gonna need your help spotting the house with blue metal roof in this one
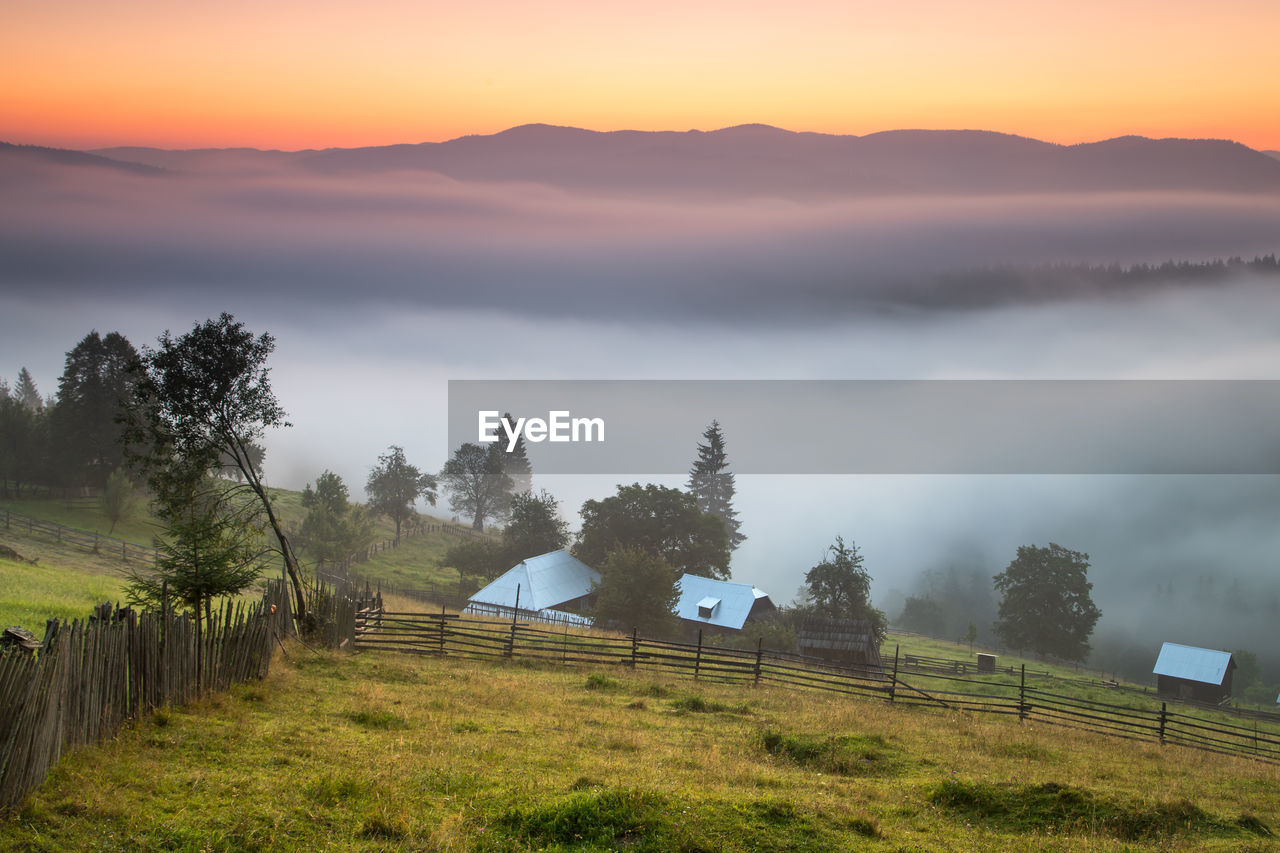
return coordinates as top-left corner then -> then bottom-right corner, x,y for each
1153,642 -> 1236,703
674,574 -> 775,635
464,550 -> 600,626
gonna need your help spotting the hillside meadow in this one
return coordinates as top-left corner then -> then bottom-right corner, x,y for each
2,641 -> 1277,852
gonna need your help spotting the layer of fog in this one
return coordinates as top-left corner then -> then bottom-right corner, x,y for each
3,158 -> 1279,680
3,163 -> 1280,323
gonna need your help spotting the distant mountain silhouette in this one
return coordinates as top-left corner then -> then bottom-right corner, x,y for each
1265,150 -> 1280,162
294,125 -> 1280,196
0,141 -> 164,176
90,146 -> 304,174
12,125 -> 1280,196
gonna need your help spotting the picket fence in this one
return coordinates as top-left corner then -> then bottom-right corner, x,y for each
0,582 -> 291,810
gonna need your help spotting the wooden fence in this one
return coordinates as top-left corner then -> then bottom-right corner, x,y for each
352,610 -> 1280,766
0,583 -> 290,810
1,508 -> 158,564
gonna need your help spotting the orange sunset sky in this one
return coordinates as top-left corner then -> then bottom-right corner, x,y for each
4,0 -> 1279,151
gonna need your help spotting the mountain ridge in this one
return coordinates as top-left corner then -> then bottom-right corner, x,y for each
3,125 -> 1276,196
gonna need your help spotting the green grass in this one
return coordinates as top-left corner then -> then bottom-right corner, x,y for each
2,487 -> 484,603
0,555 -> 128,635
3,648 -> 1278,851
0,495 -> 158,546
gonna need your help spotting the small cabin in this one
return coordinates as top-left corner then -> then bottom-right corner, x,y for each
1152,642 -> 1236,704
796,616 -> 882,669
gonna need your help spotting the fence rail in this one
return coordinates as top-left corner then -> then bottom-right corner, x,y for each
353,609 -> 1280,766
1,508 -> 158,564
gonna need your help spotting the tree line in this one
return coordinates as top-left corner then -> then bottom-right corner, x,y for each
2,317 -> 1106,669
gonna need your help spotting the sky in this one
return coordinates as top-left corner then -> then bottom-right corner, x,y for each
3,0 -> 1280,674
4,0 -> 1280,151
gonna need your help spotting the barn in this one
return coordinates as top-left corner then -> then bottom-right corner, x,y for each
796,616 -> 883,669
464,549 -> 599,625
674,574 -> 775,637
1152,642 -> 1236,704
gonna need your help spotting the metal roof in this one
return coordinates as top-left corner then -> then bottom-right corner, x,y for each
468,549 -> 600,612
1152,642 -> 1235,686
675,574 -> 771,630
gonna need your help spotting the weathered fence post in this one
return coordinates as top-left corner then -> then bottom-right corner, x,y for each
889,645 -> 899,703
694,629 -> 703,681
1019,664 -> 1027,721
630,628 -> 638,668
1158,702 -> 1167,744
754,637 -> 763,686
506,584 -> 520,658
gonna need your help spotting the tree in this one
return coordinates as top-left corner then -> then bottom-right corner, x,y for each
125,468 -> 268,689
489,412 -> 532,496
992,543 -> 1101,662
576,483 -> 730,580
100,467 -> 138,535
51,331 -> 139,490
591,546 -> 680,636
440,442 -> 511,531
366,446 -> 437,539
799,536 -> 887,642
14,368 -> 42,413
504,489 -> 570,559
0,383 -> 24,498
686,420 -> 745,550
218,441 -> 265,483
896,595 -> 946,636
443,538 -> 509,582
300,470 -> 375,563
1,380 -> 50,496
123,313 -> 308,621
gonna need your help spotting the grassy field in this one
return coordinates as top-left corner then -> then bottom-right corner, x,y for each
1,489 -> 482,593
0,495 -> 159,546
0,555 -> 128,634
2,644 -> 1277,852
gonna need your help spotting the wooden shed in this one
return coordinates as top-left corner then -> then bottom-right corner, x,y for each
796,616 -> 882,669
1153,642 -> 1236,704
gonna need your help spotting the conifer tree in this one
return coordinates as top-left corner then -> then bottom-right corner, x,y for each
686,420 -> 745,550
487,411 -> 532,496
14,368 -> 42,413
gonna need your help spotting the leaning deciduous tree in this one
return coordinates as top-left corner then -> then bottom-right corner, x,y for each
124,313 -> 308,621
365,446 -> 437,540
992,542 -> 1101,662
440,442 -> 511,531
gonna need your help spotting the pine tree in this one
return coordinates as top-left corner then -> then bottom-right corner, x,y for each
686,420 -> 745,550
487,411 -> 532,496
14,368 -> 42,413
52,330 -> 139,490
